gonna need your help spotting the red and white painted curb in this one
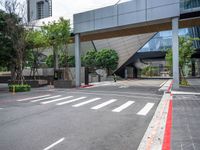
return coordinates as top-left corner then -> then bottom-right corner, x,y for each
138,80 -> 173,150
162,93 -> 173,150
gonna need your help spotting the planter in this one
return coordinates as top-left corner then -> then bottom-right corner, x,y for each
54,80 -> 74,88
8,80 -> 48,88
9,84 -> 31,92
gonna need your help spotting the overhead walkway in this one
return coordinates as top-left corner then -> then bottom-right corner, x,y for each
73,0 -> 200,88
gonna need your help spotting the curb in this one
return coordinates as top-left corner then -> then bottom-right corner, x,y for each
162,94 -> 173,150
138,80 -> 173,150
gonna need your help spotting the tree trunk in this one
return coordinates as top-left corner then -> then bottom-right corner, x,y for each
10,64 -> 16,81
54,48 -> 59,70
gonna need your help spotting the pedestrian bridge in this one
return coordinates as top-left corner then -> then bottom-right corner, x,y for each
73,0 -> 200,40
73,0 -> 200,88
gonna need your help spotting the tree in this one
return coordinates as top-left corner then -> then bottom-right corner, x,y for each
1,0 -> 29,84
42,17 -> 71,70
26,30 -> 47,79
83,51 -> 97,68
0,10 -> 16,71
96,49 -> 119,75
165,36 -> 199,85
83,49 -> 119,75
45,54 -> 75,68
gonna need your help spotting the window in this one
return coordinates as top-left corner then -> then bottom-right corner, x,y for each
37,1 -> 44,19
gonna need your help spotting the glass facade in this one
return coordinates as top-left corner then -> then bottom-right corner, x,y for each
137,27 -> 200,77
180,0 -> 200,13
138,28 -> 199,53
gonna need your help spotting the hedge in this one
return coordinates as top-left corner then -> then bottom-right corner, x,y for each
9,84 -> 31,92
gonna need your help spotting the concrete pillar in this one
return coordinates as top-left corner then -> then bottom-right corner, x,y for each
75,34 -> 81,87
172,17 -> 179,89
125,67 -> 128,79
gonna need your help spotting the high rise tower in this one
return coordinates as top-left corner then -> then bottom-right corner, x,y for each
27,0 -> 52,22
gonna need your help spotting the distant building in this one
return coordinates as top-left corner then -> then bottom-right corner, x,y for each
27,0 -> 52,22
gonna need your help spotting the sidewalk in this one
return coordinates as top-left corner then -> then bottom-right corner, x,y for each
171,79 -> 200,150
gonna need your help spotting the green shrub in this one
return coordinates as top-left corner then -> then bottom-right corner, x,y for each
9,84 -> 31,92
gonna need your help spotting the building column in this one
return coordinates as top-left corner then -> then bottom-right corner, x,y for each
75,34 -> 81,87
172,17 -> 179,89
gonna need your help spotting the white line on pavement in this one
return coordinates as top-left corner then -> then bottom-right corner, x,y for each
17,95 -> 51,102
137,103 -> 155,116
160,80 -> 167,87
72,98 -> 101,107
31,95 -> 61,103
41,96 -> 74,104
91,99 -> 117,110
172,91 -> 200,95
112,101 -> 135,112
56,97 -> 86,106
43,137 -> 65,150
0,108 -> 3,110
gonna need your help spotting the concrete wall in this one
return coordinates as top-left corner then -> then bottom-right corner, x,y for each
74,0 -> 180,33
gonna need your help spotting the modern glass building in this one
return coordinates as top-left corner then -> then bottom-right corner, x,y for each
123,27 -> 200,78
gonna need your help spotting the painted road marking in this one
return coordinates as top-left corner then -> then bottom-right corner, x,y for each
160,80 -> 167,87
0,108 -> 3,110
43,137 -> 65,150
41,96 -> 74,104
137,103 -> 155,116
72,98 -> 101,107
112,101 -> 135,112
17,95 -> 51,102
91,99 -> 117,110
56,97 -> 86,106
172,91 -> 200,95
31,95 -> 61,103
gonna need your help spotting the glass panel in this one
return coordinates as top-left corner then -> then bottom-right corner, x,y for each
180,0 -> 200,13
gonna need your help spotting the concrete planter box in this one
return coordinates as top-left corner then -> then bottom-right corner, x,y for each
54,80 -> 75,88
26,80 -> 48,87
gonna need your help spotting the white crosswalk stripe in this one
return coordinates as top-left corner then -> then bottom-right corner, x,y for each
91,99 -> 117,110
31,95 -> 61,103
41,96 -> 74,104
17,94 -> 156,115
56,97 -> 86,106
17,95 -> 51,102
137,103 -> 155,116
112,101 -> 135,112
72,98 -> 101,107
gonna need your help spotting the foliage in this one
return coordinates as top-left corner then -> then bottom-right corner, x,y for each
45,55 -> 54,68
0,1 -> 30,84
96,49 -> 119,71
9,84 -> 31,92
42,17 -> 70,47
83,49 -> 119,75
165,36 -> 199,85
0,10 -> 16,70
26,30 -> 47,49
83,51 -> 97,68
42,18 -> 71,69
141,66 -> 159,76
45,54 -> 75,68
60,55 -> 75,67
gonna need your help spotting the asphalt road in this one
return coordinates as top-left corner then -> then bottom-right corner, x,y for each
0,81 -> 163,150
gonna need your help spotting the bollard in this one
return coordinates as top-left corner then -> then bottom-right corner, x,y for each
12,85 -> 15,95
